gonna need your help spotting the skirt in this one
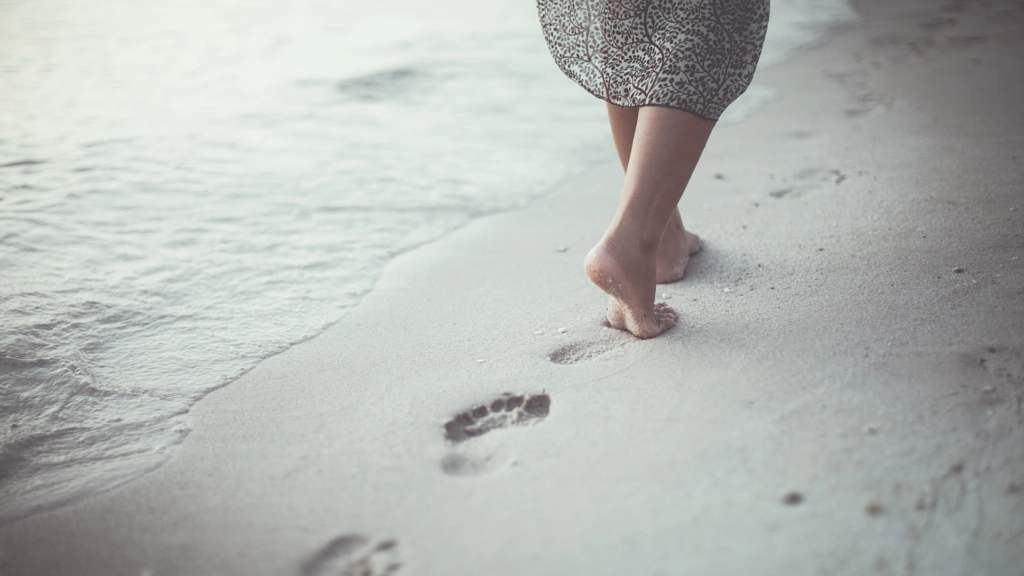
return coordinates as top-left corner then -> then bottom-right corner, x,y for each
537,0 -> 771,121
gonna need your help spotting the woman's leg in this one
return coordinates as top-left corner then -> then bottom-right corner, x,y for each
606,103 -> 702,284
606,102 -> 638,171
586,105 -> 715,338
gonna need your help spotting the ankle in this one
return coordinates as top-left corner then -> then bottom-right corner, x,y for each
602,232 -> 660,259
662,215 -> 684,236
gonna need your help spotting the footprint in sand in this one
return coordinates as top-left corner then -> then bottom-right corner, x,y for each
825,67 -> 895,117
300,534 -> 400,576
978,346 -> 1023,382
974,346 -> 1023,411
548,340 -> 628,365
441,393 -> 550,476
768,167 -> 849,199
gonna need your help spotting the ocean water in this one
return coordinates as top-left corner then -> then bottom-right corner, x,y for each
0,0 -> 855,524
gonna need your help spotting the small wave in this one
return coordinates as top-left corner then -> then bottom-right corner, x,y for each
760,0 -> 859,68
336,67 -> 434,102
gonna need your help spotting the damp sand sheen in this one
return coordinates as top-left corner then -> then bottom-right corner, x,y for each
3,0 -> 1024,575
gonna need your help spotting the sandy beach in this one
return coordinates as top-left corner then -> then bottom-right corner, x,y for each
2,0 -> 1023,574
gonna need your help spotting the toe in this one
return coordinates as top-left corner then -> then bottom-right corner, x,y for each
653,302 -> 676,316
655,312 -> 676,333
655,309 -> 676,324
688,232 -> 702,254
654,305 -> 677,324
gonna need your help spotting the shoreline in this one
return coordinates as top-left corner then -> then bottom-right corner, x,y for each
3,0 -> 1024,574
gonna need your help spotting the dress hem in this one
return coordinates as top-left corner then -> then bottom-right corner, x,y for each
568,78 -> 723,123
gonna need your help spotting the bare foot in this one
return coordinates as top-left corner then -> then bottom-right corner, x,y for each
584,240 -> 677,339
656,211 -> 701,284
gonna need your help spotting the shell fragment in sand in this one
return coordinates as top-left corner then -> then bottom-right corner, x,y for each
558,327 -> 568,333
723,287 -> 732,293
534,330 -> 544,335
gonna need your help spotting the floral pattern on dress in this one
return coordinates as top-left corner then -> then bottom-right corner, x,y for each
537,0 -> 770,121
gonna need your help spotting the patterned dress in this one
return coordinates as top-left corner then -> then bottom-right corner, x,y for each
537,0 -> 770,121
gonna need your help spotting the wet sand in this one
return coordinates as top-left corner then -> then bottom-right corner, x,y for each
2,0 -> 1023,574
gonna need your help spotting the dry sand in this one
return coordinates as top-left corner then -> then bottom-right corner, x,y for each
2,0 -> 1023,574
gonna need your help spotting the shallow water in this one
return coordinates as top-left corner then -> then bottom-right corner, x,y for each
0,0 -> 854,524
